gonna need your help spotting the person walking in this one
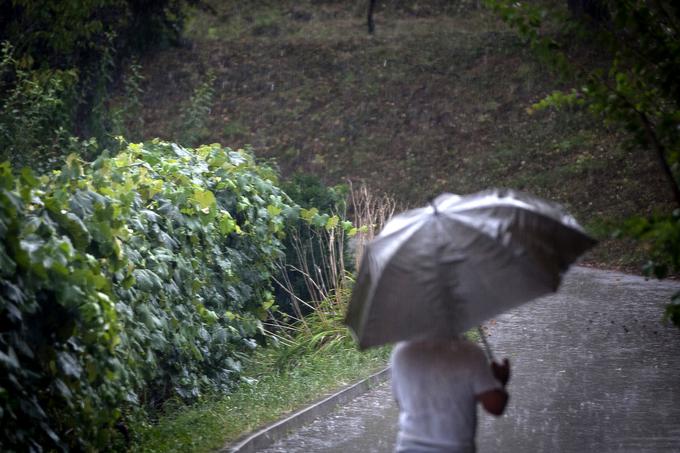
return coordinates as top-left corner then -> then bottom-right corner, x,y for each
390,336 -> 510,453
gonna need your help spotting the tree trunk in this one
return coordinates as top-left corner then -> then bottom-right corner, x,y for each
567,0 -> 609,23
368,0 -> 377,34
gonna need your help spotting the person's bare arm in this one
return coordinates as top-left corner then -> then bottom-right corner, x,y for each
477,388 -> 508,416
477,358 -> 510,416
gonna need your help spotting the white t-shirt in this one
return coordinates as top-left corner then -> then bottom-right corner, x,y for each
390,338 -> 502,453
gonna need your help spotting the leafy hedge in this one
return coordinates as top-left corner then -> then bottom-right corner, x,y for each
0,141 -> 326,451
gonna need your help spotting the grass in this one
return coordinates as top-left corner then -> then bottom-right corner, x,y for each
134,336 -> 390,453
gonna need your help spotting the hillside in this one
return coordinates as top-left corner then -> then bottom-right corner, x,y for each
124,0 -> 674,270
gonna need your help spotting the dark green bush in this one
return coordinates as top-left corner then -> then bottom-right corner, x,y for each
276,174 -> 351,317
0,140 -> 326,450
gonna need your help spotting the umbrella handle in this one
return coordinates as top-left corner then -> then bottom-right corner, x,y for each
477,325 -> 494,362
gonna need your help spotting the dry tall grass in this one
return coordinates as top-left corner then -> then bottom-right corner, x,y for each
265,182 -> 397,354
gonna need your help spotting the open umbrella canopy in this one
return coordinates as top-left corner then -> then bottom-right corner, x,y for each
345,189 -> 597,350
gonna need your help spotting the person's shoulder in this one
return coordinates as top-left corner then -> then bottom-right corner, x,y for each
392,341 -> 411,353
390,341 -> 414,361
394,337 -> 482,358
392,339 -> 444,360
453,338 -> 486,359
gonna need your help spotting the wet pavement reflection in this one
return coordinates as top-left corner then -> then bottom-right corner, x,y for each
257,267 -> 680,452
257,381 -> 398,453
478,267 -> 680,452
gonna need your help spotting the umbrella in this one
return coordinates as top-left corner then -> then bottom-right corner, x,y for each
345,189 -> 597,350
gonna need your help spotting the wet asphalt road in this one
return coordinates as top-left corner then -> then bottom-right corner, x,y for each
257,267 -> 680,453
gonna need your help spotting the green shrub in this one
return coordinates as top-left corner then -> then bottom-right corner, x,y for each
0,42 -> 79,171
179,71 -> 217,146
0,140 -> 326,450
110,59 -> 146,141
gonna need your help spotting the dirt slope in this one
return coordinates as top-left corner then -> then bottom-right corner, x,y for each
130,1 -> 673,269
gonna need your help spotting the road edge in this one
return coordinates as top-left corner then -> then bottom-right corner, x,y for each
221,366 -> 391,453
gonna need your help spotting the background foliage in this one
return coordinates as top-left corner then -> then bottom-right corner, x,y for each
484,0 -> 680,326
0,0 -> 192,170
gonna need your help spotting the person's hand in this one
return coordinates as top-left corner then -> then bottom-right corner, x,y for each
491,358 -> 510,386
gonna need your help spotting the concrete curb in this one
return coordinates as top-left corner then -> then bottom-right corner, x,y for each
221,367 -> 391,453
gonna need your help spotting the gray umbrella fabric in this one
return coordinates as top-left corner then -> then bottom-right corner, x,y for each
345,189 -> 597,350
